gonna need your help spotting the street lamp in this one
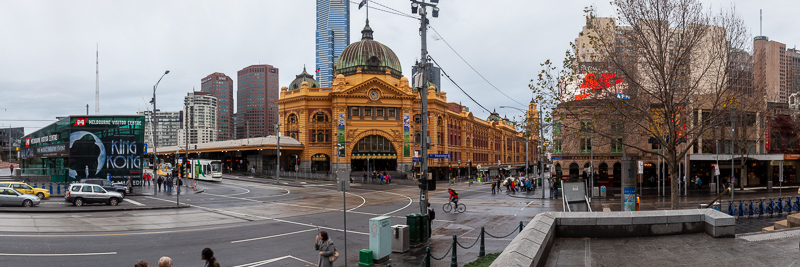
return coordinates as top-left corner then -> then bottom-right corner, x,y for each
151,70 -> 169,195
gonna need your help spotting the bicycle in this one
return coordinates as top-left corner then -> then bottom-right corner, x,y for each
777,198 -> 786,216
765,198 -> 775,217
793,196 -> 800,213
747,200 -> 756,218
443,200 -> 466,213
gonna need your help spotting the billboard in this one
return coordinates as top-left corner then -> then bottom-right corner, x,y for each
68,116 -> 145,185
560,72 -> 627,101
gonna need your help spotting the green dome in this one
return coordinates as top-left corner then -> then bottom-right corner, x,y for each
334,20 -> 402,78
289,66 -> 320,90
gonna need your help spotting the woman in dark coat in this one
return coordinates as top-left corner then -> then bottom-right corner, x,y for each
315,231 -> 336,267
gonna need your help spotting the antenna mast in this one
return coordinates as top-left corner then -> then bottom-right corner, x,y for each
759,9 -> 762,36
95,43 -> 99,115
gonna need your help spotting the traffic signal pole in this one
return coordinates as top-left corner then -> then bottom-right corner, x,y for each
413,0 -> 433,215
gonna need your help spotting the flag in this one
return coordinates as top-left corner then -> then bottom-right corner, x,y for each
315,68 -> 320,73
358,0 -> 367,9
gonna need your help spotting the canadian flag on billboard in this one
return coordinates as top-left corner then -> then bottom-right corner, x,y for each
25,137 -> 31,147
74,118 -> 87,126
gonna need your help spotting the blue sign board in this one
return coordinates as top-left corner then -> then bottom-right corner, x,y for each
413,157 -> 421,162
428,154 -> 451,159
144,143 -> 148,154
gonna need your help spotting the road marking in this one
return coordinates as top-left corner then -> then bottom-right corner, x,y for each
0,252 -> 117,256
381,191 -> 414,216
234,255 -> 315,267
513,201 -> 534,217
0,224 -> 247,238
217,184 -> 251,196
231,228 -> 316,243
125,199 -> 145,206
145,196 -> 369,235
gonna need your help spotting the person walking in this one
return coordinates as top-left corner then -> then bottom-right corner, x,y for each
201,248 -> 220,267
427,202 -> 435,237
386,172 -> 391,184
363,172 -> 367,183
157,176 -> 163,192
315,231 -> 336,267
127,176 -> 133,195
9,164 -> 14,174
491,179 -> 497,195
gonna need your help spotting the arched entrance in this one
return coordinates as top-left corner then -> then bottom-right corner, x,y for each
350,135 -> 398,172
613,162 -> 622,187
569,163 -> 579,180
311,154 -> 330,172
599,163 -> 608,181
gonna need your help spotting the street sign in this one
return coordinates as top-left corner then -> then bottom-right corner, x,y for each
637,161 -> 643,174
714,165 -> 720,176
497,160 -> 501,165
428,154 -> 451,159
458,160 -> 461,164
144,143 -> 147,154
477,164 -> 481,169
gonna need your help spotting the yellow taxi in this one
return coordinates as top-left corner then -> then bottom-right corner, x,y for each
0,182 -> 51,199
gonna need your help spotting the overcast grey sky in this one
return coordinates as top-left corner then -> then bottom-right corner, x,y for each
0,0 -> 796,134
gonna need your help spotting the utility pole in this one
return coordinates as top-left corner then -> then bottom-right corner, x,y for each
715,126 -> 719,194
731,106 -> 735,202
185,106 -> 191,179
151,70 -> 169,195
275,123 -> 281,184
411,0 -> 439,214
539,109 -> 545,198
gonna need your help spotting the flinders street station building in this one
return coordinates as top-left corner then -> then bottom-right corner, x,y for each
278,22 -> 538,180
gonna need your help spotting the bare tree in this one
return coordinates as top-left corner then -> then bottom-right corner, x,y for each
533,0 -> 751,209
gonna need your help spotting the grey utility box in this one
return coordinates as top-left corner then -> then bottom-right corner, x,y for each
392,225 -> 410,253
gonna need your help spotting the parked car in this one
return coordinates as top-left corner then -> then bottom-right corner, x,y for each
0,182 -> 51,199
80,178 -> 128,197
64,183 -> 124,206
0,188 -> 41,207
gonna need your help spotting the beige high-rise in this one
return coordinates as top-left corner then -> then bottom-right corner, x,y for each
754,37 -> 794,103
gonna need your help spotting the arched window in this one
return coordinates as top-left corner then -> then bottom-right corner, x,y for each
569,163 -> 579,180
312,112 -> 329,122
555,163 -> 562,180
599,163 -> 609,181
353,135 -> 396,154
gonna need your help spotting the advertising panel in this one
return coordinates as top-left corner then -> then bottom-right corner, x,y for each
560,72 -> 627,102
67,116 -> 145,185
338,113 -> 345,157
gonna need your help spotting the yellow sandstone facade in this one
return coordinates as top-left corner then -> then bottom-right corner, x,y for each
277,22 -> 536,179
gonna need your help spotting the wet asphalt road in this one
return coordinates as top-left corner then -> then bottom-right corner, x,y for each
0,176 -> 556,266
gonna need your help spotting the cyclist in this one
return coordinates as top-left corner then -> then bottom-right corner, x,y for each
448,188 -> 459,205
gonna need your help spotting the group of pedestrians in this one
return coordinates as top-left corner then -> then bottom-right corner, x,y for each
362,171 -> 391,184
490,176 -> 537,195
152,172 -> 182,195
133,248 -> 219,267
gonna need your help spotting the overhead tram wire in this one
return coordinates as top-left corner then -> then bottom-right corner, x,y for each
348,0 -> 418,20
428,25 -> 527,108
368,0 -> 418,20
428,55 -> 492,114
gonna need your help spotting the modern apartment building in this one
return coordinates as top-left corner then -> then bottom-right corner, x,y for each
754,36 -> 794,103
236,64 -> 279,139
137,110 -> 182,148
316,0 -> 349,88
178,92 -> 217,145
201,72 -> 234,141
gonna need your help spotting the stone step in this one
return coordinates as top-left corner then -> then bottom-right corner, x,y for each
774,220 -> 790,230
788,213 -> 800,227
762,226 -> 775,231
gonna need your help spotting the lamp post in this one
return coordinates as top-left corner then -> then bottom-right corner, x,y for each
731,106 -> 735,202
151,70 -> 169,195
715,126 -> 719,194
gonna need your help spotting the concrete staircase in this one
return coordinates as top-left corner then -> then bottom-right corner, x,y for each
763,213 -> 800,231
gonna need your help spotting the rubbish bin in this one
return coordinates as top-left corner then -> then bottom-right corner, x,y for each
358,249 -> 374,266
593,186 -> 599,198
600,186 -> 607,197
406,214 -> 420,245
392,225 -> 410,253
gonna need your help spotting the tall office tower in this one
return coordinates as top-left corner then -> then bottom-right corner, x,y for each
178,92 -> 218,145
788,48 -> 800,94
316,0 -> 350,88
236,64 -> 279,139
754,36 -> 794,103
201,73 -> 234,141
137,110 -> 183,147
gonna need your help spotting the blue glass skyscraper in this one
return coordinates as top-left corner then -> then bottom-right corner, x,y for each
316,0 -> 350,88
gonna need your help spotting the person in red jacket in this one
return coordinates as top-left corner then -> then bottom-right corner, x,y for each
448,188 -> 459,205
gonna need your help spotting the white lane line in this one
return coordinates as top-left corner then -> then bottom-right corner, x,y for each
514,201 -> 534,217
231,228 -> 316,243
125,199 -> 145,206
380,191 -> 414,216
347,191 -> 367,211
144,196 -> 368,236
234,255 -> 315,267
216,184 -> 251,196
0,252 -> 117,256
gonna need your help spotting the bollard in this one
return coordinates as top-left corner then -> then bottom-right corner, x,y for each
519,221 -> 524,233
63,183 -> 68,193
425,247 -> 431,267
451,235 -> 458,267
479,227 -> 485,257
49,183 -> 53,193
56,183 -> 61,194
